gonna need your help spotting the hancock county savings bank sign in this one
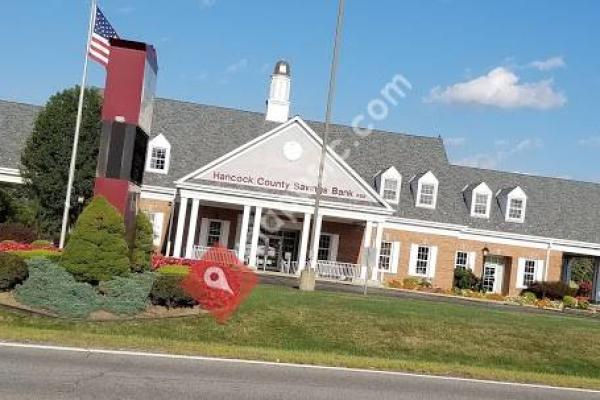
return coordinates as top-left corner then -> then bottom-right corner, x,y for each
209,171 -> 369,201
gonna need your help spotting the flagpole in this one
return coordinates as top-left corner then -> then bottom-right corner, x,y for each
59,0 -> 97,249
306,0 -> 345,273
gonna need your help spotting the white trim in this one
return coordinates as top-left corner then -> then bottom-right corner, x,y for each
329,234 -> 339,262
414,171 -> 438,209
185,198 -> 200,258
390,241 -> 400,274
0,167 -> 23,184
516,258 -> 545,289
377,166 -> 402,205
249,207 -> 262,267
145,134 -> 171,175
470,182 -> 492,219
141,185 -> 176,201
237,205 -> 251,260
173,197 -> 188,258
175,117 -> 392,211
505,187 -> 527,223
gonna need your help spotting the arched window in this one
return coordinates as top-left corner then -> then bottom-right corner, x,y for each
145,134 -> 171,174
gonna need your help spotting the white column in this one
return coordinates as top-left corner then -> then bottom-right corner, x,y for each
184,198 -> 200,259
237,205 -> 251,261
309,213 -> 323,269
372,222 -> 384,280
173,197 -> 189,258
248,206 -> 263,267
297,212 -> 312,273
363,221 -> 374,248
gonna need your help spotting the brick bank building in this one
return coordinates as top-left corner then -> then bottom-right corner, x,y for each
1,61 -> 600,300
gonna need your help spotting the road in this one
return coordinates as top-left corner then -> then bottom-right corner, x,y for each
0,343 -> 597,400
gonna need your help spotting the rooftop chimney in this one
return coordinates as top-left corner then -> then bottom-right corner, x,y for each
265,60 -> 291,123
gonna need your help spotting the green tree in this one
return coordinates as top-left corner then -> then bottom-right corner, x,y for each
20,86 -> 102,238
61,196 -> 130,284
571,257 -> 594,283
131,213 -> 155,272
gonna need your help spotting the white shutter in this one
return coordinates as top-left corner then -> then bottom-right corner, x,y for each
199,218 -> 209,247
329,234 -> 340,261
220,220 -> 231,247
535,260 -> 545,282
516,258 -> 526,289
152,213 -> 164,246
468,252 -> 477,271
408,244 -> 419,275
428,246 -> 438,279
390,242 -> 400,273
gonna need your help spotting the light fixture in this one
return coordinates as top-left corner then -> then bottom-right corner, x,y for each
482,247 -> 490,257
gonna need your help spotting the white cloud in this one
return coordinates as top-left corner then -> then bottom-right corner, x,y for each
225,58 -> 248,74
200,0 -> 217,9
577,136 -> 600,147
444,137 -> 466,147
529,56 -> 566,71
426,67 -> 566,110
454,138 -> 542,169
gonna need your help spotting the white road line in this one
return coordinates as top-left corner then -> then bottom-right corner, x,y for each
0,341 -> 598,394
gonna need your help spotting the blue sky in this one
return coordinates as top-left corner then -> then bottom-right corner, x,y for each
2,0 -> 599,182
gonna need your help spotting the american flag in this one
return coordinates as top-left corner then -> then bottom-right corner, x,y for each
88,6 -> 119,67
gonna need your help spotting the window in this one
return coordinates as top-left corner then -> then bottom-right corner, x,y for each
455,251 -> 468,269
150,147 -> 167,170
419,183 -> 435,206
507,198 -> 525,221
379,241 -> 392,270
145,134 -> 171,174
207,221 -> 222,246
416,246 -> 430,275
383,179 -> 398,201
414,171 -> 438,209
473,193 -> 489,216
318,234 -> 331,260
523,260 -> 536,287
146,212 -> 164,247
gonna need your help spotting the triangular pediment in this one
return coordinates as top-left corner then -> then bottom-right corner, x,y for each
177,118 -> 390,208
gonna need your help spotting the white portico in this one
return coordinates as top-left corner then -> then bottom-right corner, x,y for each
166,117 -> 393,281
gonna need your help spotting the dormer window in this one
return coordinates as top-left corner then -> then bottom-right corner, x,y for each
146,134 -> 171,174
469,182 -> 492,218
503,186 -> 527,223
413,171 -> 438,209
383,178 -> 399,201
375,166 -> 401,204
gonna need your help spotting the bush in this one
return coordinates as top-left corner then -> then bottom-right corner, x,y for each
98,272 -> 156,315
0,253 -> 28,291
150,266 -> 196,308
576,297 -> 590,310
31,239 -> 53,248
0,222 -> 37,243
131,213 -> 154,273
484,293 -> 505,301
577,281 -> 593,299
61,196 -> 130,284
8,249 -> 61,263
14,258 -> 100,318
402,277 -> 422,290
521,291 -> 538,303
453,267 -> 481,290
526,281 -> 577,301
385,278 -> 403,289
563,295 -> 577,309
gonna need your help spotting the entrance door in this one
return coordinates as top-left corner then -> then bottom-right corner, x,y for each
482,256 -> 505,293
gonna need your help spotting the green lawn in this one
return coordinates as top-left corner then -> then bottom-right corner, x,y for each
1,284 -> 599,389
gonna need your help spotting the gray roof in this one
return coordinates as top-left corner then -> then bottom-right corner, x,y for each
2,97 -> 600,245
0,100 -> 40,169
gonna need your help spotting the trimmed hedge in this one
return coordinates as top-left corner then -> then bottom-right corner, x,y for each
453,267 -> 481,290
150,266 -> 196,308
131,213 -> 154,273
0,222 -> 37,243
15,258 -> 100,318
526,281 -> 577,300
0,252 -> 28,291
99,272 -> 156,315
9,249 -> 61,263
61,196 -> 130,283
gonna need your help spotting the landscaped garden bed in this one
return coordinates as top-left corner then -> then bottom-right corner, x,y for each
0,196 -> 207,320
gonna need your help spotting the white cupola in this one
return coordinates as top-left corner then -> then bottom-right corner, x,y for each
265,60 -> 291,123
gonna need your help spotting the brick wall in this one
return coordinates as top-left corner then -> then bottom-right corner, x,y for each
381,228 -> 563,295
139,198 -> 173,250
321,221 -> 365,264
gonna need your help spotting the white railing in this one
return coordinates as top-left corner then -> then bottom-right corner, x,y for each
192,245 -> 238,263
289,260 -> 363,281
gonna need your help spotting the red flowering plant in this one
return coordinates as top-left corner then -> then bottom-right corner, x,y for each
0,241 -> 58,252
151,254 -> 195,270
